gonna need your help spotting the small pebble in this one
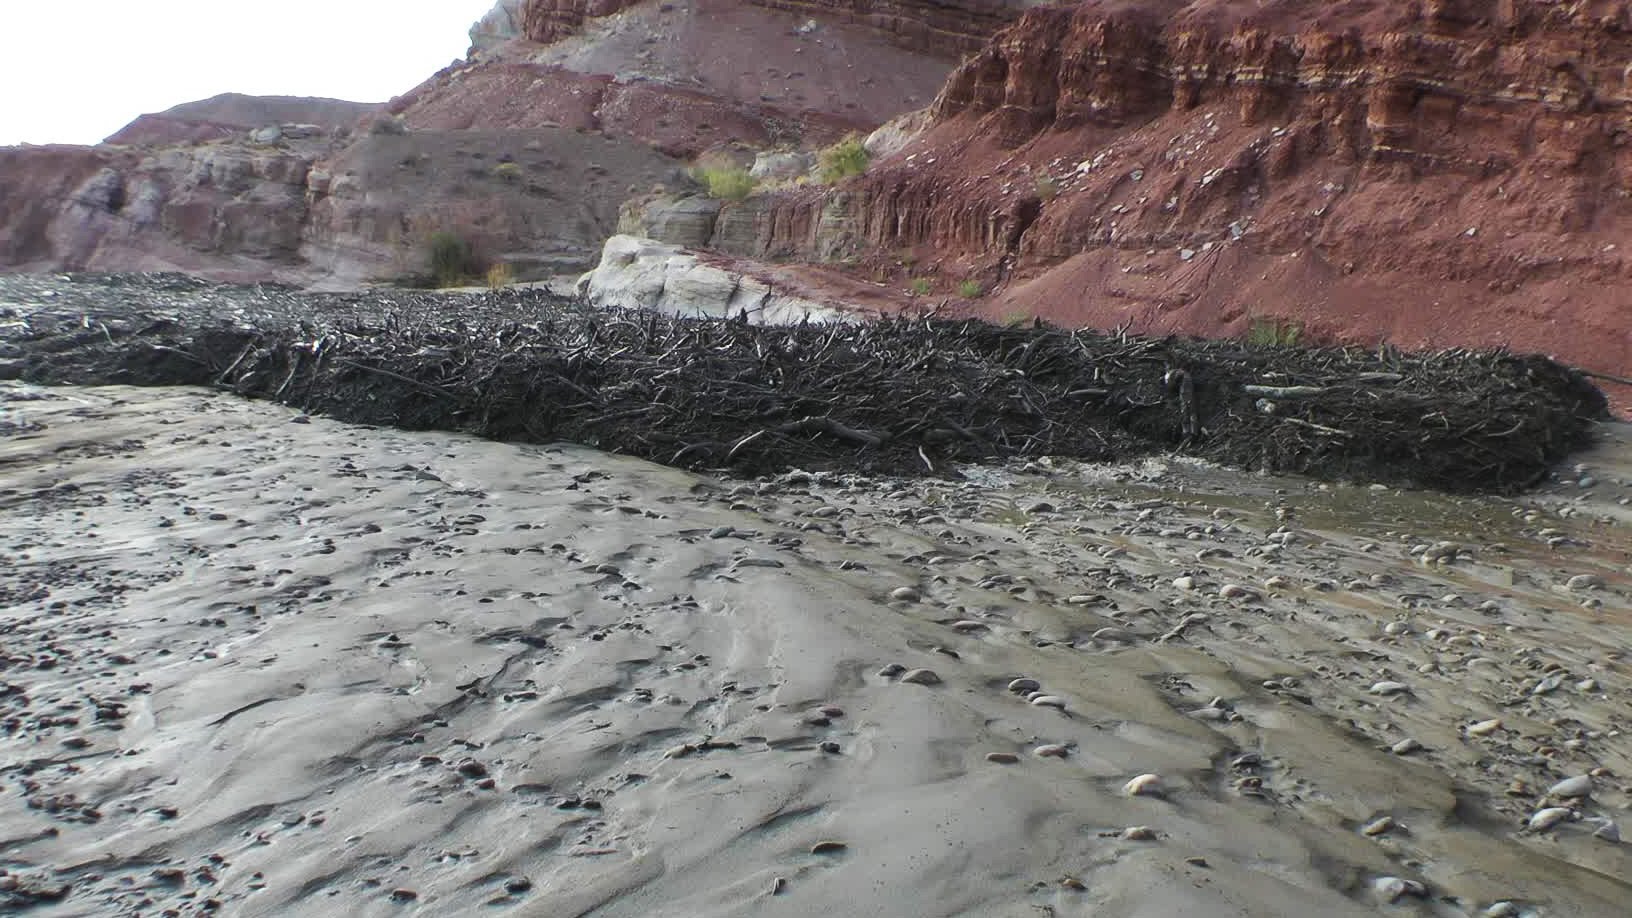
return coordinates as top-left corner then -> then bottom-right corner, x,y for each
1527,806 -> 1573,832
1172,576 -> 1196,591
810,841 -> 848,855
878,663 -> 906,678
1123,773 -> 1163,797
1372,876 -> 1425,902
1531,674 -> 1565,695
1390,738 -> 1422,755
1033,744 -> 1069,758
1547,775 -> 1592,798
1467,718 -> 1503,737
950,620 -> 988,633
1219,584 -> 1259,601
1480,903 -> 1520,918
1120,826 -> 1157,840
1383,621 -> 1411,636
1368,681 -> 1410,696
1362,815 -> 1395,836
986,752 -> 1020,764
1029,695 -> 1068,709
1092,627 -> 1138,643
1566,574 -> 1603,591
899,668 -> 941,686
1007,678 -> 1041,693
889,587 -> 922,602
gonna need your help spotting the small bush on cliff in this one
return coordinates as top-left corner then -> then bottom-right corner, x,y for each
957,280 -> 984,299
907,277 -> 933,296
491,162 -> 524,183
427,231 -> 478,288
486,262 -> 515,289
694,165 -> 757,201
818,135 -> 870,183
1248,316 -> 1304,348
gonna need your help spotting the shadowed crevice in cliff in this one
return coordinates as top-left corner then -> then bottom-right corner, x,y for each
0,273 -> 1606,493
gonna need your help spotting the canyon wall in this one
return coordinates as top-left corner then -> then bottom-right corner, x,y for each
720,0 -> 1632,378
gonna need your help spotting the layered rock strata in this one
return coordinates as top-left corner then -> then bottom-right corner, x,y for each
736,0 -> 1632,379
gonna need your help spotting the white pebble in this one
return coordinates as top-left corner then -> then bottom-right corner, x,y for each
1030,695 -> 1068,709
1467,718 -> 1503,736
1122,773 -> 1164,797
1172,575 -> 1197,591
1033,744 -> 1070,758
1548,775 -> 1593,798
1092,627 -> 1138,643
890,586 -> 922,602
899,668 -> 941,686
1368,681 -> 1410,696
950,620 -> 989,633
1566,574 -> 1603,591
1390,738 -> 1422,755
1383,621 -> 1411,636
1120,826 -> 1157,840
1219,583 -> 1259,601
1007,678 -> 1041,694
1531,674 -> 1565,695
1372,876 -> 1425,902
1527,806 -> 1573,832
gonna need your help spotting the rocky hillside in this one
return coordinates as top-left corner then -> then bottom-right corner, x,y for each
730,0 -> 1632,382
0,0 -> 1023,287
103,93 -> 383,146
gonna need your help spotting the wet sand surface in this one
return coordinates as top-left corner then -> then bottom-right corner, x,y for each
2,382 -> 1629,917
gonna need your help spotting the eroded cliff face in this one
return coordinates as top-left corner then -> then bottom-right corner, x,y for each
736,0 -> 1632,378
0,142 -> 318,281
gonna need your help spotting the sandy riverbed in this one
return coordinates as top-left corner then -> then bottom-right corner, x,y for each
2,382 -> 1629,916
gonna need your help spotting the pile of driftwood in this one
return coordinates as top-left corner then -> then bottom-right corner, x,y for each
0,274 -> 1607,493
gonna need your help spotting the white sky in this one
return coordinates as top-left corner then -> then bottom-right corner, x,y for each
0,1 -> 497,146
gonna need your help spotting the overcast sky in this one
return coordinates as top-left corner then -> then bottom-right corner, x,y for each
1,1 -> 496,146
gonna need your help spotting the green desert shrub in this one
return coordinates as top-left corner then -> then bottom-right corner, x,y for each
694,164 -> 757,201
907,277 -> 933,296
818,135 -> 871,183
427,231 -> 477,288
491,161 -> 524,183
957,279 -> 983,298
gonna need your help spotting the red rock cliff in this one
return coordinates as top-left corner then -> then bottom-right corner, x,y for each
743,0 -> 1632,381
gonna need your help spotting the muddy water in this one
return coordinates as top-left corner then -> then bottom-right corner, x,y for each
1,385 -> 1628,917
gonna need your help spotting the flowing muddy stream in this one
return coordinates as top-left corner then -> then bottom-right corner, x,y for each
1,382 -> 1629,917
